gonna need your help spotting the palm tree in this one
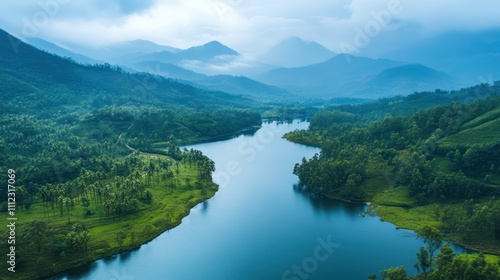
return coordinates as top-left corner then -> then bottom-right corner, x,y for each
63,197 -> 72,223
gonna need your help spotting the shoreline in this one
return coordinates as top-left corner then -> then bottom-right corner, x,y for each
7,122 -> 262,280
322,193 -> 500,257
1,162 -> 219,280
47,187 -> 218,280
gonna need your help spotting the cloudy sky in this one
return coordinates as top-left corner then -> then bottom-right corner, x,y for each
1,0 -> 500,55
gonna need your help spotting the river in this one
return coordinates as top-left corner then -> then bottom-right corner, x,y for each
54,120 -> 464,280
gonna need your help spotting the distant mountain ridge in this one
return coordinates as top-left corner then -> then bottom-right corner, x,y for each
354,64 -> 456,98
0,28 -> 256,116
134,40 -> 239,65
132,61 -> 292,101
376,29 -> 500,87
177,40 -> 239,60
24,37 -> 100,65
254,54 -> 457,99
259,37 -> 336,67
17,33 -> 477,102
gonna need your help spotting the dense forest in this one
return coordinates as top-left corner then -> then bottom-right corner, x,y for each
0,30 -> 264,279
2,26 -> 499,279
285,82 -> 500,278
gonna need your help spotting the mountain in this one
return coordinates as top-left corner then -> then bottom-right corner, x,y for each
24,37 -> 99,65
131,61 -> 292,101
132,41 -> 238,64
111,39 -> 181,55
177,40 -> 239,61
74,39 -> 181,63
132,61 -> 206,80
259,37 -> 336,67
255,54 -> 401,86
254,54 -> 456,99
378,29 -> 500,86
190,75 -> 292,101
116,40 -> 262,76
6,32 -> 288,103
253,54 -> 403,98
354,64 -> 456,98
0,29 -> 256,117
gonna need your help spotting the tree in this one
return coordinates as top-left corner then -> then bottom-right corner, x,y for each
381,266 -> 407,280
416,246 -> 430,275
115,231 -> 127,252
418,226 -> 443,271
63,197 -> 72,223
435,242 -> 455,272
23,219 -> 50,253
80,230 -> 90,252
66,223 -> 89,252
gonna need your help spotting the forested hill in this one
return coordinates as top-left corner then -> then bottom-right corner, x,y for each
1,28 -> 262,142
286,83 -> 500,256
327,82 -> 500,118
0,27 -> 263,184
0,29 -> 258,114
0,29 -> 261,279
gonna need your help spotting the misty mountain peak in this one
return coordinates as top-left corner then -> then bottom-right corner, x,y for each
182,41 -> 239,57
260,36 -> 335,68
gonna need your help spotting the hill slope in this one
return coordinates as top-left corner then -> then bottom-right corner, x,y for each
0,29 -> 263,280
0,30 -> 256,117
24,37 -> 100,65
131,61 -> 292,101
355,64 -> 456,98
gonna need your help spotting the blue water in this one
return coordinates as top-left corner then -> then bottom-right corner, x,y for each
54,120 -> 464,280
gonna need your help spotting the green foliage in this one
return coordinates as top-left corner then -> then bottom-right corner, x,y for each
22,219 -> 52,253
66,223 -> 89,252
380,248 -> 500,280
334,82 -> 500,118
441,199 -> 500,243
290,93 -> 499,201
417,226 -> 443,272
435,243 -> 455,272
0,30 -> 262,279
288,82 -> 500,263
381,266 -> 408,280
0,157 -> 218,279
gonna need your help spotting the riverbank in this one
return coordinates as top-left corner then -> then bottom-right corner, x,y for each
323,190 -> 500,269
0,156 -> 218,280
374,203 -> 500,256
308,187 -> 500,266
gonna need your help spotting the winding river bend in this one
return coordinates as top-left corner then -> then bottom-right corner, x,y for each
55,120 -> 463,280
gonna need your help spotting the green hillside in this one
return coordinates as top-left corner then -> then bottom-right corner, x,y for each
285,85 -> 500,272
0,29 -> 261,280
441,117 -> 500,146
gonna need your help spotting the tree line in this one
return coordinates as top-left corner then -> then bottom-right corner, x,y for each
287,84 -> 500,256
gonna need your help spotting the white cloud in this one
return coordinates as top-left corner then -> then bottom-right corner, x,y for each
1,0 -> 499,55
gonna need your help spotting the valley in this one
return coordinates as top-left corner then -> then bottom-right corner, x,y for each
0,13 -> 499,279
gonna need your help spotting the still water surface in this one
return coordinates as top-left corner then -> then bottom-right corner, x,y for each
56,120 -> 463,280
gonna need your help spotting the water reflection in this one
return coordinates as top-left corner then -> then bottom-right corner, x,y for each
52,261 -> 97,280
293,183 -> 366,218
200,200 -> 209,213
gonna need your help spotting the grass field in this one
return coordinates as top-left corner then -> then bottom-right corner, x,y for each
0,156 -> 217,280
441,118 -> 500,146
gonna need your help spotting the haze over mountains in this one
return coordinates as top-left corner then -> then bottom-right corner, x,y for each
258,37 -> 336,68
366,29 -> 500,87
253,56 -> 457,99
20,30 -> 500,103
0,29 -> 256,116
